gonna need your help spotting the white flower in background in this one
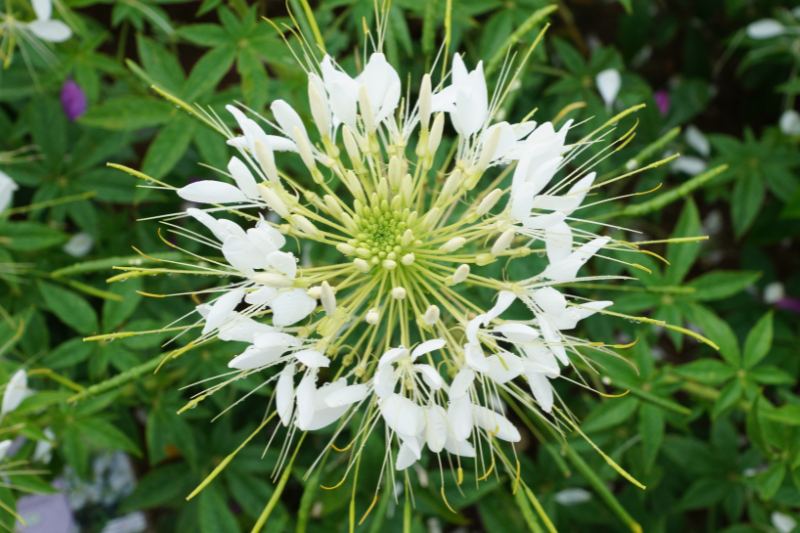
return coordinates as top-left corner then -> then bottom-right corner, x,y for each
0,170 -> 18,213
746,19 -> 785,39
763,282 -> 785,304
771,511 -> 797,533
113,21 -> 700,497
554,488 -> 592,505
26,0 -> 71,42
63,232 -> 94,257
779,110 -> 800,136
685,125 -> 710,157
671,155 -> 707,176
596,68 -> 621,108
0,440 -> 12,461
2,369 -> 30,415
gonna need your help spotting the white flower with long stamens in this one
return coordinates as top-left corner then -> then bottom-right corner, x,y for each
109,16 -> 711,512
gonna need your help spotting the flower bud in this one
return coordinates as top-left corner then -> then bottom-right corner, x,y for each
258,184 -> 290,218
354,258 -> 370,272
428,113 -> 444,155
308,74 -> 331,137
477,188 -> 503,216
449,264 -> 470,285
391,287 -> 407,300
365,308 -> 380,324
320,281 -> 336,315
418,74 -> 432,131
291,214 -> 321,238
423,305 -> 440,325
254,140 -> 279,183
401,253 -> 415,265
441,237 -> 466,253
491,229 -> 515,255
252,272 -> 293,288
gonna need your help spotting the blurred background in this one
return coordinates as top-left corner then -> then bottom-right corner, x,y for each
0,0 -> 798,531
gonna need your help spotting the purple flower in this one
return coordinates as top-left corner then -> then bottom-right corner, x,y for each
776,297 -> 800,314
60,79 -> 87,121
654,90 -> 670,116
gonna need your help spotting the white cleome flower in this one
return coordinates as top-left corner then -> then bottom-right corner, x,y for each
2,369 -> 30,415
27,0 -> 72,42
116,19 -> 703,500
0,170 -> 18,213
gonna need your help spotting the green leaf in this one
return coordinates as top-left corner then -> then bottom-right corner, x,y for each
679,478 -> 728,509
136,35 -> 185,92
755,462 -> 785,500
76,418 -> 141,456
711,380 -> 742,418
665,199 -> 701,284
748,365 -> 795,385
141,116 -> 197,179
198,486 -> 239,533
79,97 -> 172,130
581,396 -> 639,433
121,463 -> 192,512
731,173 -> 764,237
38,281 -> 98,335
102,278 -> 143,330
674,359 -> 736,386
742,312 -> 773,369
177,24 -> 231,47
687,271 -> 760,301
40,337 -> 95,369
686,304 -> 740,366
0,222 -> 67,251
639,403 -> 664,472
184,45 -> 236,100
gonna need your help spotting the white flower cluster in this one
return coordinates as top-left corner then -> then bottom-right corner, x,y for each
142,45 -> 624,480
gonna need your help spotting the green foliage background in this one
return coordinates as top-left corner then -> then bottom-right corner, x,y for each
1,0 -> 799,531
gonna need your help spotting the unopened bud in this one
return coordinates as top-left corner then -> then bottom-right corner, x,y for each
306,286 -> 322,299
294,127 -> 317,174
441,237 -> 466,253
419,74 -> 432,131
391,287 -> 407,300
366,308 -> 380,324
259,184 -> 290,218
477,188 -> 504,216
354,258 -> 370,272
382,259 -> 397,270
423,305 -> 440,325
401,253 -> 415,265
449,264 -> 470,285
254,141 -> 278,183
428,113 -> 444,155
308,74 -> 331,137
439,170 -> 462,200
358,85 -> 376,132
477,126 -> 501,169
342,127 -> 362,168
337,243 -> 355,255
491,229 -> 515,255
291,214 -> 321,238
401,229 -> 415,246
320,281 -> 336,315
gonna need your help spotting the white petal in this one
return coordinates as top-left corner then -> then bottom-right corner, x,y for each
542,236 -> 610,283
533,287 -> 567,316
485,352 -> 524,384
556,300 -> 613,330
539,318 -> 569,366
380,394 -> 424,439
444,436 -> 475,458
294,349 -> 330,369
671,156 -> 707,175
415,364 -> 444,390
32,0 -> 52,21
395,437 -> 422,470
245,284 -> 278,306
449,368 -> 475,399
253,331 -> 300,350
228,345 -> 281,370
357,53 -> 401,123
374,364 -> 398,399
218,313 -> 275,343
493,323 -> 539,343
2,370 -> 28,415
472,405 -> 521,442
325,383 -> 368,407
295,372 -> 317,429
685,125 -> 710,157
202,289 -> 244,334
265,251 -> 297,279
271,100 -> 308,144
486,290 -> 516,321
595,69 -> 621,107
271,289 -> 317,326
276,364 -> 295,426
27,19 -> 71,42
447,396 -> 473,441
411,338 -> 446,359
465,315 -> 486,344
747,19 -> 785,39
378,347 -> 409,368
521,343 -> 560,377
227,157 -> 259,199
464,342 -> 490,373
545,221 -> 573,263
525,371 -> 554,413
425,405 -> 448,453
177,181 -> 248,204
780,110 -> 800,136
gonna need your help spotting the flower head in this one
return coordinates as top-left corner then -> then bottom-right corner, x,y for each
112,26 -> 704,506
